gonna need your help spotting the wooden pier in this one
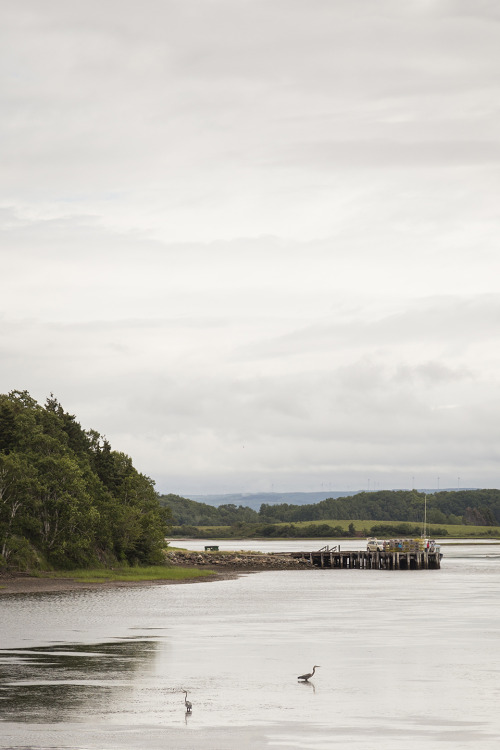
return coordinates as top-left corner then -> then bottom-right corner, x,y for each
288,547 -> 441,570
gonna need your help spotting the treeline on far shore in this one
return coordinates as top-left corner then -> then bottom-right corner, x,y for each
160,488 -> 500,531
170,522 -> 451,539
169,520 -> 500,540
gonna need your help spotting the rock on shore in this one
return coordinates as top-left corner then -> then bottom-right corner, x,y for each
164,549 -> 312,569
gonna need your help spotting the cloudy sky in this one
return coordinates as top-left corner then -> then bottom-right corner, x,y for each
1,0 -> 499,495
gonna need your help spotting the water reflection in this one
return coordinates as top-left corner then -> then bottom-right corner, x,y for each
298,680 -> 315,694
1,550 -> 499,749
0,640 -> 157,723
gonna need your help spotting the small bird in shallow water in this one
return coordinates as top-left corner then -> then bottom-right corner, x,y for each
298,665 -> 320,682
183,690 -> 192,712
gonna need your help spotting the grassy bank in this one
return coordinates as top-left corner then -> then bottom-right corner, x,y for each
32,565 -> 217,584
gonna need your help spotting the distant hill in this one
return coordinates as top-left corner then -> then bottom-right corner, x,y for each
159,488 -> 497,530
183,489 -> 476,511
184,491 -> 361,511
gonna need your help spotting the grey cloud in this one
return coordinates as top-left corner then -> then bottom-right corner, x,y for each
271,140 -> 500,170
2,308 -> 499,492
2,1 -> 500,492
237,295 -> 500,362
3,0 -> 499,197
394,361 -> 473,386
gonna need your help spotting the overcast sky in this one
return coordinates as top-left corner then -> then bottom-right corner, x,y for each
1,0 -> 500,495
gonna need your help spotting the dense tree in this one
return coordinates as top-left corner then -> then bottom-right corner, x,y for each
0,391 -> 171,570
159,493 -> 259,526
259,489 -> 500,526
0,452 -> 39,563
0,398 -> 16,454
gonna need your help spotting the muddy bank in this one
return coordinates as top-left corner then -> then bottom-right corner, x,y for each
0,569 -> 241,596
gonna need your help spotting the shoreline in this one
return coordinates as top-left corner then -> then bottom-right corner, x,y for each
0,568 -> 246,596
5,538 -> 494,596
0,551 -> 308,596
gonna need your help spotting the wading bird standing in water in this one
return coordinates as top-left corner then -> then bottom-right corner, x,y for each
183,690 -> 192,713
298,665 -> 320,682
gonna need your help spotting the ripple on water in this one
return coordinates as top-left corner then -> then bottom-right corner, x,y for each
1,551 -> 500,749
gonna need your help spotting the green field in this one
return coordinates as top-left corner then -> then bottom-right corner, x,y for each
279,519 -> 500,537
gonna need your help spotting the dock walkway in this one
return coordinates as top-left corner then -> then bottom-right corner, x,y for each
288,548 -> 441,570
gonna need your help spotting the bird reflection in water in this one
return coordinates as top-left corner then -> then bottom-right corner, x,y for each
299,679 -> 316,693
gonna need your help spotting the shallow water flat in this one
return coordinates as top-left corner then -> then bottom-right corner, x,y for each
1,544 -> 499,749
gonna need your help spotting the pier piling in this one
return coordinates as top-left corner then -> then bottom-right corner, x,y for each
289,548 -> 441,570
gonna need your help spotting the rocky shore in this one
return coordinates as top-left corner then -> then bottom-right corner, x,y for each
164,549 -> 311,569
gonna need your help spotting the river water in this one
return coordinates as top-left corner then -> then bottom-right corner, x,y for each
1,542 -> 499,749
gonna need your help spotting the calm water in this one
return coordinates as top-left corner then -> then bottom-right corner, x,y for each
1,543 -> 499,749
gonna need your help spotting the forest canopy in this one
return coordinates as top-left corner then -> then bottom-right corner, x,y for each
160,488 -> 500,530
0,390 -> 170,571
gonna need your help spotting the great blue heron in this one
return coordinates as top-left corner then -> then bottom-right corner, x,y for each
298,665 -> 320,682
183,690 -> 192,713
